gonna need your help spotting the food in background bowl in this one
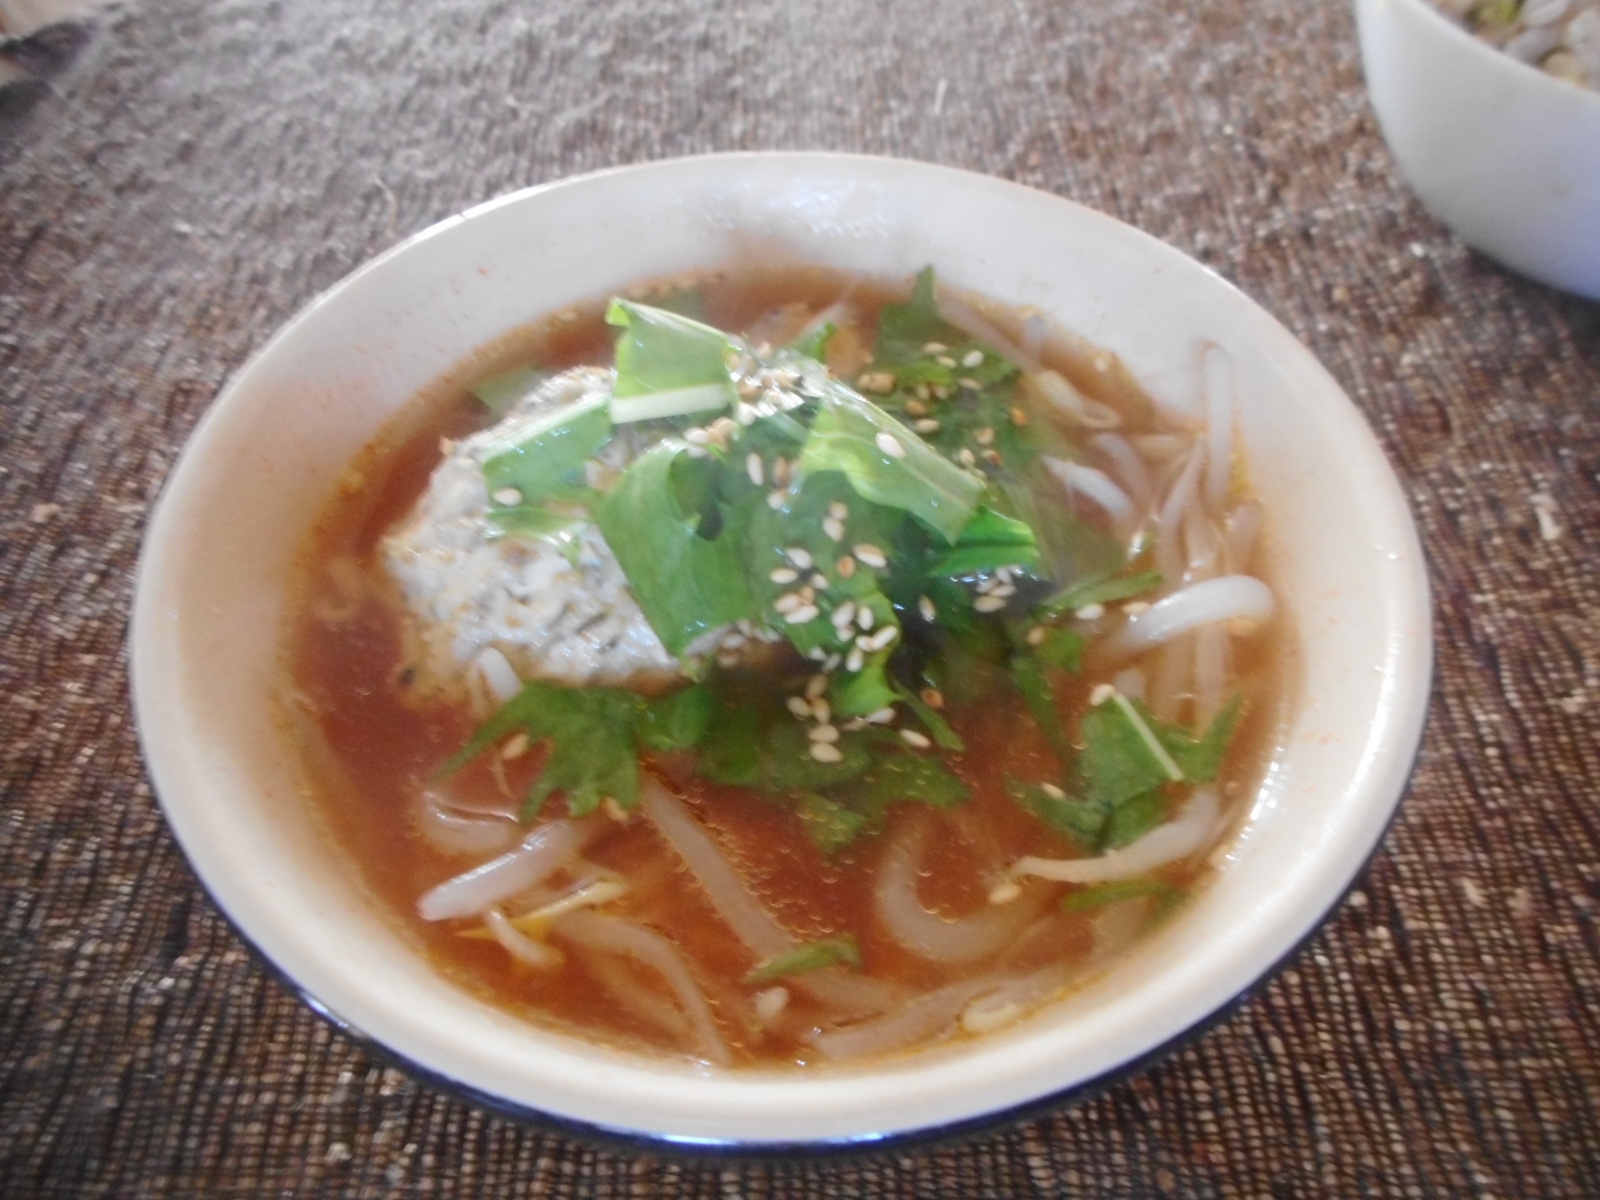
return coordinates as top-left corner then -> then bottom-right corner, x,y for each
1358,0 -> 1600,299
133,154 -> 1430,1147
1433,0 -> 1600,89
287,265 -> 1284,1068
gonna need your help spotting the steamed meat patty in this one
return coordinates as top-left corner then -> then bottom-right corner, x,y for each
381,367 -> 685,701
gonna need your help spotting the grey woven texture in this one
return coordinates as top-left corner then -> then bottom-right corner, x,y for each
3,0 -> 1598,1195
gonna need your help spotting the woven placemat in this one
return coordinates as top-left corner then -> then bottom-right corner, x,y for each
3,0 -> 1597,1195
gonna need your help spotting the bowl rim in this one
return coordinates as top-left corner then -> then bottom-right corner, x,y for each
131,150 -> 1435,1149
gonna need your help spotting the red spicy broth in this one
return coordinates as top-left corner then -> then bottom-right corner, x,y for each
282,265 -> 1286,1067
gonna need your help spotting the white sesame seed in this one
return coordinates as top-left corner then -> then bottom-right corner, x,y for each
823,516 -> 846,542
975,426 -> 995,446
786,696 -> 813,718
845,646 -> 865,673
735,403 -> 757,426
809,723 -> 840,743
491,487 -> 523,506
958,377 -> 981,390
900,729 -> 932,749
974,595 -> 1008,613
811,698 -> 831,724
746,454 -> 764,486
1041,782 -> 1067,800
856,605 -> 875,631
904,398 -> 928,416
809,741 -> 844,763
936,355 -> 957,368
785,604 -> 820,625
767,490 -> 787,510
754,986 -> 789,1023
809,573 -> 829,590
918,595 -> 936,622
913,418 -> 942,434
684,427 -> 711,445
991,582 -> 1016,599
828,502 -> 849,520
1026,626 -> 1048,646
831,601 -> 857,630
865,625 -> 899,651
1090,683 -> 1116,706
709,416 -> 737,444
769,567 -> 800,584
923,341 -> 947,354
773,592 -> 803,614
500,732 -> 530,760
721,633 -> 747,650
976,576 -> 997,594
996,566 -> 1015,583
805,673 -> 829,700
958,448 -> 977,466
865,707 -> 897,724
785,546 -> 813,569
962,349 -> 984,368
1122,600 -> 1152,615
822,653 -> 841,671
876,432 -> 906,459
853,544 -> 888,569
988,880 -> 1022,905
1076,603 -> 1105,620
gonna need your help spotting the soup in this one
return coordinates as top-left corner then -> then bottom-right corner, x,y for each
285,266 -> 1285,1068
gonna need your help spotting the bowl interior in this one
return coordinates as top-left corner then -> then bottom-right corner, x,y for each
132,153 -> 1431,1147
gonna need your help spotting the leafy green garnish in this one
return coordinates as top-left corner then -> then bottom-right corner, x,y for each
788,322 -> 835,361
797,792 -> 872,855
472,364 -> 546,417
743,936 -> 861,984
595,440 -> 762,656
1006,778 -> 1102,844
1035,570 -> 1163,621
481,393 -> 610,523
638,684 -> 714,752
605,300 -> 738,423
442,681 -> 644,819
1059,878 -> 1181,914
929,506 -> 1040,577
797,385 -> 983,543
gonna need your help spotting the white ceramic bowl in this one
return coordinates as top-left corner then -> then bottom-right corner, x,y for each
132,153 -> 1431,1150
1357,0 -> 1600,299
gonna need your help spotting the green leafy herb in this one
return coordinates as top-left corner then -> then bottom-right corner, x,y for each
481,393 -> 610,524
1059,878 -> 1181,914
595,440 -> 762,656
743,936 -> 862,984
1101,788 -> 1169,848
797,384 -> 983,543
894,683 -> 965,752
1007,778 -> 1103,844
442,681 -> 644,819
796,792 -> 871,855
605,300 -> 738,423
639,684 -> 714,752
472,364 -> 546,416
1035,570 -> 1163,621
929,506 -> 1040,577
1079,692 -> 1243,805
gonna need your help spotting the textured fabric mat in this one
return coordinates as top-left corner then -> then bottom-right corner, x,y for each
3,0 -> 1597,1195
